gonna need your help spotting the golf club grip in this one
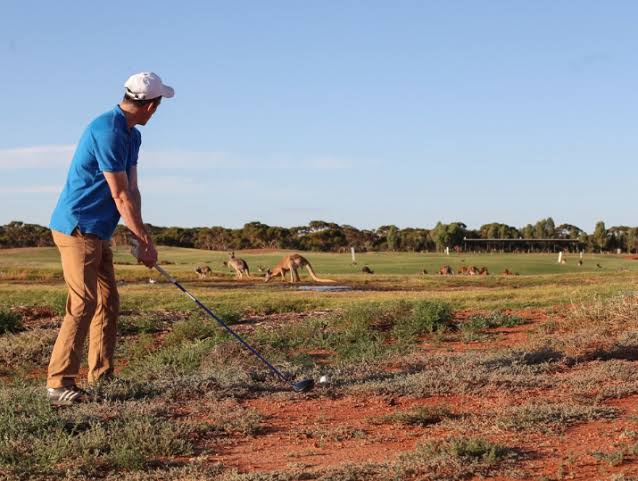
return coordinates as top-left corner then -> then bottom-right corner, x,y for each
153,265 -> 290,384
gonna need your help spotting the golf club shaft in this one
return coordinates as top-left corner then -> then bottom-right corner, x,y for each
153,264 -> 290,385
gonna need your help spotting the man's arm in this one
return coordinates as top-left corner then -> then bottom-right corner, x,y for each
103,169 -> 148,243
127,165 -> 143,231
103,169 -> 157,266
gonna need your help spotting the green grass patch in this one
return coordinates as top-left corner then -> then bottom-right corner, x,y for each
0,309 -> 23,334
392,300 -> 454,340
465,311 -> 527,329
0,383 -> 191,477
123,338 -> 220,381
460,311 -> 528,341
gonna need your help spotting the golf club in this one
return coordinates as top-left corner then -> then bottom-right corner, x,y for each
152,263 -> 314,393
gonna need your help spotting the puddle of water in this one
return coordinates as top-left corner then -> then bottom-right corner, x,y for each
296,285 -> 353,292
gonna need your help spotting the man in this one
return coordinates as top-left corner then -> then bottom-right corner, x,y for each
47,72 -> 174,405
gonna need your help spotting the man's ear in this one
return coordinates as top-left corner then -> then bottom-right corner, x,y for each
147,102 -> 158,115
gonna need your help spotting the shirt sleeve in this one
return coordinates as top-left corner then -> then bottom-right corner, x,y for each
93,129 -> 128,173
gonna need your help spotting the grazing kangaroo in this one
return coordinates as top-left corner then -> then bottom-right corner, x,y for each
223,251 -> 251,279
458,266 -> 468,275
439,265 -> 454,275
479,266 -> 489,275
195,265 -> 212,279
422,268 -> 428,275
361,266 -> 374,274
264,254 -> 336,283
467,266 -> 479,276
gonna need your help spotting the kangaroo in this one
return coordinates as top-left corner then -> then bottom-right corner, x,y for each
458,266 -> 468,275
439,265 -> 454,275
223,251 -> 251,279
264,254 -> 336,283
195,265 -> 212,279
422,268 -> 428,275
361,266 -> 374,274
479,266 -> 489,275
467,266 -> 479,276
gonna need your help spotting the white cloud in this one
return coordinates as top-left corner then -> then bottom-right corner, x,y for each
0,145 -> 75,169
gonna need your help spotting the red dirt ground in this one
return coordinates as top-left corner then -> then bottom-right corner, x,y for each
196,309 -> 638,478
209,391 -> 638,478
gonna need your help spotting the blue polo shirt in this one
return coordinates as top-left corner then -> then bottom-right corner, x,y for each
50,106 -> 141,240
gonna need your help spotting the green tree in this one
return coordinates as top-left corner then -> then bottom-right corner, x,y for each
545,217 -> 556,238
521,224 -> 534,239
592,221 -> 608,252
386,225 -> 400,251
628,227 -> 638,254
534,219 -> 547,239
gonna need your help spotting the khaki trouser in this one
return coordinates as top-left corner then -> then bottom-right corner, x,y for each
48,229 -> 119,388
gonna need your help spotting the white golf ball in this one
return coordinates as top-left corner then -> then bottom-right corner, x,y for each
319,375 -> 331,384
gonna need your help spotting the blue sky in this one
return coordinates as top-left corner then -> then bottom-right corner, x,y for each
1,1 -> 637,231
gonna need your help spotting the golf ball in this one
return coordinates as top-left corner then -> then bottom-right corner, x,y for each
319,375 -> 331,384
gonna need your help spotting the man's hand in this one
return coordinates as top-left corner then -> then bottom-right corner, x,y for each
130,238 -> 158,268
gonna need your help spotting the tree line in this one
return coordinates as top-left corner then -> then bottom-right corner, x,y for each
1,218 -> 636,253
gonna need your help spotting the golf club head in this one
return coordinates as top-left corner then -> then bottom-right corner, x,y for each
292,379 -> 314,393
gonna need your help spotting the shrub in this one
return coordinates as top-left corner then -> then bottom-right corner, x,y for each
0,310 -> 23,334
464,311 -> 526,330
393,300 -> 454,340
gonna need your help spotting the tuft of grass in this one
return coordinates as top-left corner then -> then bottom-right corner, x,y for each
164,318 -> 220,346
393,436 -> 513,480
460,311 -> 527,342
465,311 -> 527,329
447,437 -> 508,462
0,309 -> 23,334
124,338 -> 219,380
592,449 -> 625,466
392,300 -> 454,340
499,402 -> 618,433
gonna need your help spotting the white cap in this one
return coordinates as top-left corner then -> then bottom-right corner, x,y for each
124,72 -> 174,100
